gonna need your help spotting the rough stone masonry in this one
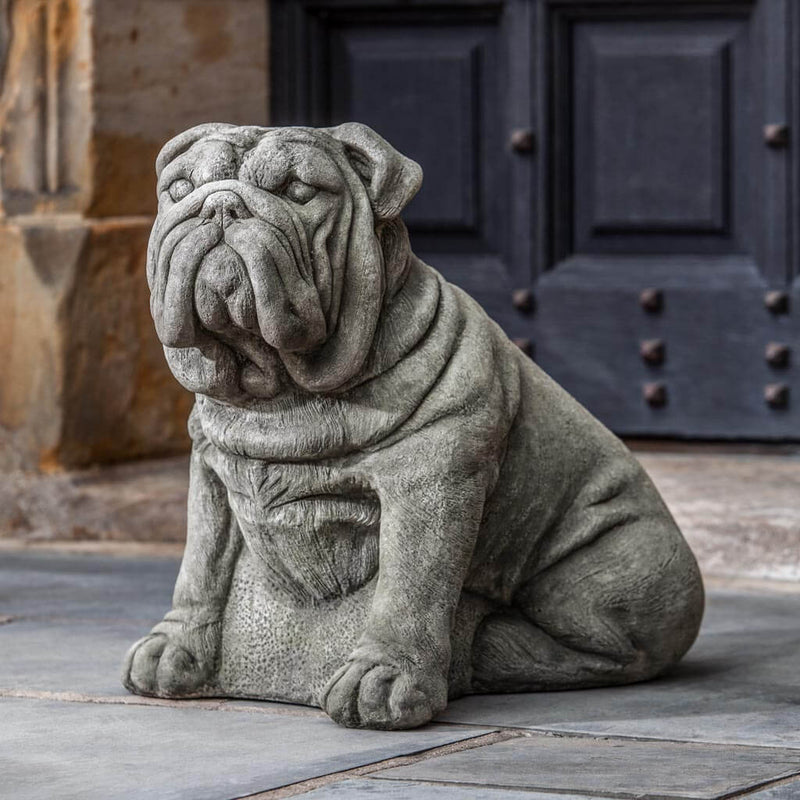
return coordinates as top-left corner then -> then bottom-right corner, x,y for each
122,122 -> 705,730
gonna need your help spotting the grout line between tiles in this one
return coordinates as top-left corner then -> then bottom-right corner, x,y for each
235,730 -> 522,799
724,771 -> 800,798
0,688 -> 326,717
362,776 -> 671,799
429,720 -> 800,753
4,688 -> 800,756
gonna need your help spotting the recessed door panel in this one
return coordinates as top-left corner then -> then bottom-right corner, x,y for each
272,2 -> 519,303
577,24 -> 734,241
272,0 -> 799,439
533,0 -> 800,439
329,29 -> 483,234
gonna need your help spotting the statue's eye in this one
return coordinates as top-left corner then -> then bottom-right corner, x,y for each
282,179 -> 318,205
167,178 -> 194,202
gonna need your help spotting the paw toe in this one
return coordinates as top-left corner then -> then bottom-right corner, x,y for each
122,632 -> 210,698
122,634 -> 167,695
322,660 -> 374,728
321,656 -> 446,730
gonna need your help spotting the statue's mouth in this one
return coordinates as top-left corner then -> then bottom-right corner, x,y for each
150,181 -> 328,354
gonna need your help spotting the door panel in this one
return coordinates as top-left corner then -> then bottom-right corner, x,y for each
330,27 -> 483,233
272,1 -> 525,327
535,0 -> 798,438
574,21 -> 735,248
271,0 -> 799,439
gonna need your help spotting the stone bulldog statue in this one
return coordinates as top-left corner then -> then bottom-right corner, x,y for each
123,122 -> 705,730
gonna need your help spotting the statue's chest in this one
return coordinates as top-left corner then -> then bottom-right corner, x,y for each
201,443 -> 381,604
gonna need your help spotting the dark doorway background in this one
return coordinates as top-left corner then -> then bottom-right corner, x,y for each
272,0 -> 800,440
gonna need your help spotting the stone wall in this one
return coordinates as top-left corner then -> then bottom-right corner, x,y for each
0,0 -> 270,471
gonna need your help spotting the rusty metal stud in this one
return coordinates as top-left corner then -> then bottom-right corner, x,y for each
764,290 -> 789,314
764,123 -> 790,148
513,337 -> 534,357
643,382 -> 667,407
640,338 -> 665,366
511,288 -> 534,314
765,383 -> 789,408
639,288 -> 663,313
510,129 -> 535,153
765,342 -> 790,368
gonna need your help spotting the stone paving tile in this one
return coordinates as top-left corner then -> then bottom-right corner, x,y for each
301,778 -> 614,798
0,551 -> 178,621
0,618 -> 150,696
746,778 -> 800,799
439,589 -> 800,749
0,698 -> 495,800
636,451 -> 800,582
374,735 -> 800,799
0,554 -> 318,715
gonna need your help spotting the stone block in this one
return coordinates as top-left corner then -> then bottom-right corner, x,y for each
90,0 -> 269,217
0,0 -> 270,470
0,0 -> 268,218
0,219 -> 193,470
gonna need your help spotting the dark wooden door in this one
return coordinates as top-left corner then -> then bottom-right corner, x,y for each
272,0 -> 800,439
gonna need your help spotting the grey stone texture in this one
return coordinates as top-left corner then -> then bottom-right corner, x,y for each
122,123 -> 704,730
746,782 -> 800,799
301,780 -> 609,799
0,698 -> 492,800
4,449 -> 800,591
441,587 -> 800,749
374,736 -> 800,798
2,550 -> 800,799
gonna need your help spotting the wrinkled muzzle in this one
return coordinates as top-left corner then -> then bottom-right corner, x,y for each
147,181 -> 330,399
149,180 -> 326,351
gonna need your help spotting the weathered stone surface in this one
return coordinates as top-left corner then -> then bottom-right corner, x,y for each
0,698 -> 493,800
301,780 -> 605,799
637,451 -> 800,581
0,457 -> 188,541
374,736 -> 800,798
441,587 -> 800,749
0,0 -> 93,216
122,123 -> 704,730
90,0 -> 269,217
0,0 -> 269,471
0,0 -> 268,219
0,219 -> 192,471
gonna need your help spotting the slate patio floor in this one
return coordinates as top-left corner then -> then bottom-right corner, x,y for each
2,548 -> 800,799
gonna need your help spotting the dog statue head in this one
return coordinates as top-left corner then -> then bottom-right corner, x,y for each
147,123 -> 422,402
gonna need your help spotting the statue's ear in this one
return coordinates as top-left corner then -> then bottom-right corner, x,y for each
326,122 -> 422,220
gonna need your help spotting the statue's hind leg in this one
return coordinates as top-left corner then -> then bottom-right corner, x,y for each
470,517 -> 704,693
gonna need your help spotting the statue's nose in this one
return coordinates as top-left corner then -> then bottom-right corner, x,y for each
200,190 -> 252,227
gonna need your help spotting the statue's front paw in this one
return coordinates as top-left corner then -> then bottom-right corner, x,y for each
320,647 -> 448,730
122,630 -> 215,699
